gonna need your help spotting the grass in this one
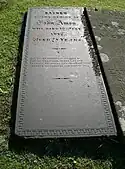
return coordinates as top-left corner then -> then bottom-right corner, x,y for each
0,0 -> 125,168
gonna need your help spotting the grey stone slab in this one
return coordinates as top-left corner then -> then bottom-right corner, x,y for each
88,8 -> 125,135
15,7 -> 116,138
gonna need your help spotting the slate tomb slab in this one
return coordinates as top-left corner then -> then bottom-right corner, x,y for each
15,7 -> 116,138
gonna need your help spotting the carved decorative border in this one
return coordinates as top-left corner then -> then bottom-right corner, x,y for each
16,9 -> 32,132
16,127 -> 115,138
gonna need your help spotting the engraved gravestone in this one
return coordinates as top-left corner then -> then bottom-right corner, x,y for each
15,7 -> 116,138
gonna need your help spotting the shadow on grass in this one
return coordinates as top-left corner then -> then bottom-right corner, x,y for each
9,9 -> 125,169
9,136 -> 125,169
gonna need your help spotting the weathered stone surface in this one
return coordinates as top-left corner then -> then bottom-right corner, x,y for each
15,7 -> 116,138
88,9 -> 125,135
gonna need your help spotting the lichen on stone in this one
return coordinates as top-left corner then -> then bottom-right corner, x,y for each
115,101 -> 125,131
